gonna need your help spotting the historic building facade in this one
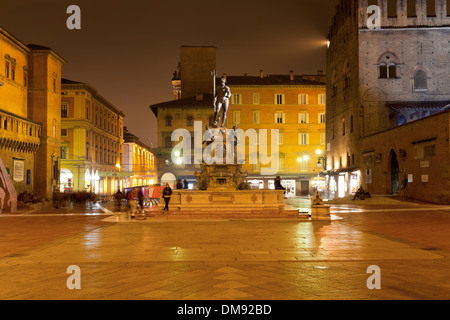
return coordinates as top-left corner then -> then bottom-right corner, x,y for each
226,72 -> 327,196
151,46 -> 327,194
325,0 -> 450,202
0,26 -> 66,200
60,79 -> 126,195
122,127 -> 158,188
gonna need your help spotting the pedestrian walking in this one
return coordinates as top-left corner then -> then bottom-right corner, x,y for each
137,189 -> 145,213
162,183 -> 172,213
115,190 -> 123,212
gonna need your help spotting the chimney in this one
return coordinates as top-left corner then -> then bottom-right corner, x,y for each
290,70 -> 294,81
317,70 -> 324,75
260,70 -> 264,78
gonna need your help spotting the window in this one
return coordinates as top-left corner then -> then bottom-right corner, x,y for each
387,0 -> 397,17
232,111 -> 241,124
380,63 -> 397,79
318,94 -> 326,105
299,158 -> 308,172
53,78 -> 56,93
298,133 -> 309,145
426,0 -> 436,16
319,113 -> 326,124
298,112 -> 309,124
23,70 -> 28,87
11,63 -> 15,81
61,147 -> 68,159
232,94 -> 241,105
165,116 -> 172,127
164,136 -> 172,148
407,0 -> 416,17
298,94 -> 308,105
252,111 -> 260,124
342,119 -> 346,136
320,133 -> 326,145
343,60 -> 350,88
414,70 -> 428,90
186,115 -> 194,127
274,112 -> 285,124
86,106 -> 89,119
61,104 -> 68,118
275,94 -> 285,105
61,128 -> 68,137
253,93 -> 260,105
5,61 -> 10,78
350,115 -> 354,133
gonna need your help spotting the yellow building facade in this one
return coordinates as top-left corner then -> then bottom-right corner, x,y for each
0,26 -> 66,199
60,79 -> 126,195
122,127 -> 158,188
226,72 -> 327,196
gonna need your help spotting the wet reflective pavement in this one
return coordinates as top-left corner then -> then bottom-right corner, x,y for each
0,198 -> 449,299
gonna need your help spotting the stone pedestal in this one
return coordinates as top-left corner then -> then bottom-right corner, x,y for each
310,205 -> 331,220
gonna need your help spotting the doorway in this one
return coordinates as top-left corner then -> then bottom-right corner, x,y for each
389,149 -> 399,194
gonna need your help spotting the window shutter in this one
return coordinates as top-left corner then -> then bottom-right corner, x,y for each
282,113 -> 285,124
306,113 -> 309,124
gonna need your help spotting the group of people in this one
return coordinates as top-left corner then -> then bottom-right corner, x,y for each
114,184 -> 173,214
176,179 -> 189,190
52,191 -> 98,209
114,188 -> 145,213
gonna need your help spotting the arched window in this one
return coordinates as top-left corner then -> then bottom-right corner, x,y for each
414,70 -> 428,90
378,53 -> 399,79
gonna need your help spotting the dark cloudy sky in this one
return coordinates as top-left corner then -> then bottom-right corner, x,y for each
1,0 -> 338,147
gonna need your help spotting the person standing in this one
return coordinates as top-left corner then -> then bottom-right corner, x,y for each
162,183 -> 172,213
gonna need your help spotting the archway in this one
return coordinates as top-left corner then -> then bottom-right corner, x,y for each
60,168 -> 73,192
388,149 -> 399,195
161,172 -> 177,188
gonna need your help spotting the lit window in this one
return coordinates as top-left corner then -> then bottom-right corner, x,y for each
275,94 -> 284,105
298,112 -> 308,124
298,133 -> 308,145
253,93 -> 260,105
61,104 -> 68,118
319,113 -> 326,124
233,110 -> 241,124
252,111 -> 260,124
298,94 -> 308,105
318,94 -> 326,105
232,94 -> 241,105
274,112 -> 285,124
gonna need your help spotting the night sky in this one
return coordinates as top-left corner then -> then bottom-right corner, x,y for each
1,0 -> 339,147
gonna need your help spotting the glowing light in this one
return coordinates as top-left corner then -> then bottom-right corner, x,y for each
175,158 -> 182,165
327,40 -> 330,48
316,149 -> 323,155
303,155 -> 310,161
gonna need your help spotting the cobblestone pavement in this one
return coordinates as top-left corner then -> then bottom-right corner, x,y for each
0,198 -> 449,300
